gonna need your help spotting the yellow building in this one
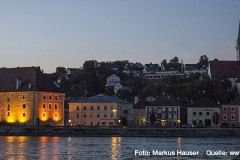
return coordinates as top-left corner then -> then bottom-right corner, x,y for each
68,94 -> 133,126
0,67 -> 65,126
187,98 -> 220,127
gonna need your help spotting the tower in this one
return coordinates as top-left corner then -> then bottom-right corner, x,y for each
236,22 -> 240,61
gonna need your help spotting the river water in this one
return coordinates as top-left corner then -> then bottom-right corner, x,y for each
0,136 -> 239,160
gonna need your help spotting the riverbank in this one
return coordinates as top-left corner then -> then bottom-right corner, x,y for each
0,127 -> 239,137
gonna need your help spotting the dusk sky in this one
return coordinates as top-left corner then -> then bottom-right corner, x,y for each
0,0 -> 239,73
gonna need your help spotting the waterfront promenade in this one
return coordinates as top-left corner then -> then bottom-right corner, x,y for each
0,127 -> 239,137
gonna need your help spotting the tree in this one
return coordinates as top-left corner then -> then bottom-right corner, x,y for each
56,67 -> 66,74
120,117 -> 128,126
212,112 -> 219,126
170,57 -> 179,63
150,111 -> 156,125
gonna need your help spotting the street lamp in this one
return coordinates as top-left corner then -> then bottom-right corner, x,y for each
112,109 -> 117,125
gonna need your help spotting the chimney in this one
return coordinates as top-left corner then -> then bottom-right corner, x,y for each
16,79 -> 22,89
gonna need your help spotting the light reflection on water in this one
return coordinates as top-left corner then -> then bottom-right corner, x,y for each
0,136 -> 239,160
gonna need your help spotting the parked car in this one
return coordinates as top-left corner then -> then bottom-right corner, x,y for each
182,124 -> 194,128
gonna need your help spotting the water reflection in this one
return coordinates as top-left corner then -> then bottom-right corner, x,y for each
111,137 -> 121,159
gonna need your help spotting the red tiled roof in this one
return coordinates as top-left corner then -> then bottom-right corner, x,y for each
0,67 -> 61,92
209,61 -> 240,78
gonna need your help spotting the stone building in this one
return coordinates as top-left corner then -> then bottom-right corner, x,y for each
68,94 -> 133,126
0,67 -> 65,126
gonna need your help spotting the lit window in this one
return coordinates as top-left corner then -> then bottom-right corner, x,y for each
23,113 -> 25,117
54,113 -> 58,118
22,104 -> 27,109
43,112 -> 46,118
7,112 -> 10,116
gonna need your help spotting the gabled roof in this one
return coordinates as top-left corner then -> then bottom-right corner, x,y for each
0,67 -> 61,92
230,95 -> 240,105
144,63 -> 159,69
147,94 -> 182,106
190,98 -> 218,108
133,100 -> 151,109
209,60 -> 240,78
71,94 -> 131,104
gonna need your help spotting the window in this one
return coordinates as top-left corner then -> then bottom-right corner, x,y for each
22,95 -> 26,99
90,122 -> 93,126
193,112 -> 196,116
76,106 -> 79,111
90,115 -> 92,117
84,106 -> 86,110
223,114 -> 227,120
55,104 -> 58,110
91,106 -> 93,110
231,107 -> 235,112
7,104 -> 10,111
84,115 -> 86,118
23,113 -> 25,117
7,112 -> 10,116
55,96 -> 58,100
77,114 -> 79,118
97,115 -> 100,118
48,104 -> 52,110
104,115 -> 107,118
22,104 -> 27,109
104,106 -> 107,110
136,114 -> 138,117
42,104 -> 46,110
199,112 -> 202,116
231,114 -> 235,120
43,112 -> 46,118
206,112 -> 210,116
102,122 -> 106,126
49,96 -> 52,100
43,95 -> 46,99
109,122 -> 113,126
97,106 -> 100,110
111,114 -> 113,118
54,113 -> 58,118
223,107 -> 227,111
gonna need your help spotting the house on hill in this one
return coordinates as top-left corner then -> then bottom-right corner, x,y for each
0,67 -> 65,126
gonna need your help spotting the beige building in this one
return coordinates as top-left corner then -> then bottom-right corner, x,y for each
187,98 -> 220,127
133,101 -> 147,126
0,67 -> 65,126
68,94 -> 133,126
